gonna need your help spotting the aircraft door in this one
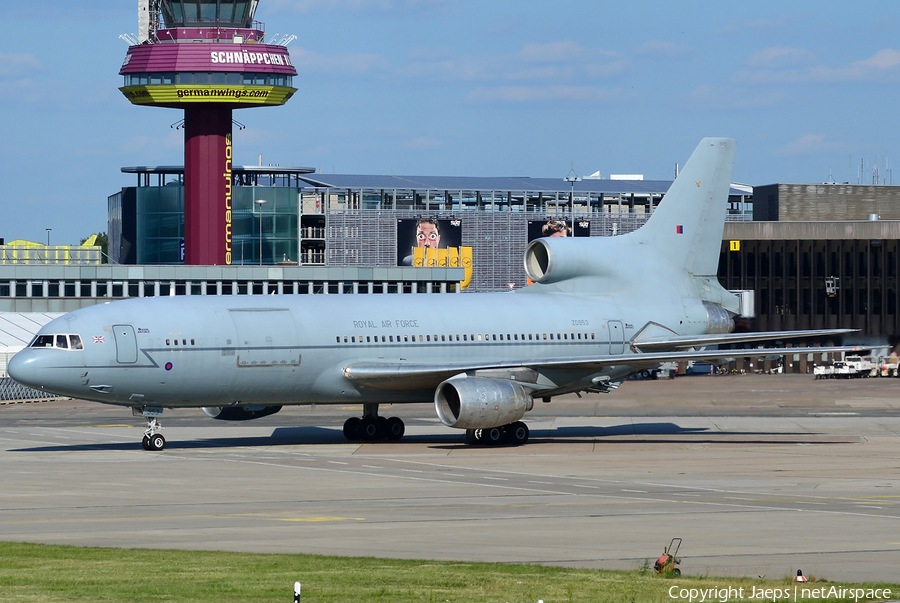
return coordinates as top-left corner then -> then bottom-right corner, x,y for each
608,320 -> 624,355
112,325 -> 138,364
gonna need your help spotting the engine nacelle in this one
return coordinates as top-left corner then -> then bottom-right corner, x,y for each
434,377 -> 533,429
201,405 -> 282,421
524,237 -> 609,284
703,302 -> 734,334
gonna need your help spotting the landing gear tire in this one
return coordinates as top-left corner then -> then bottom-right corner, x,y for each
343,404 -> 405,443
464,422 -> 529,446
359,417 -> 379,440
506,421 -> 529,445
386,417 -> 405,440
485,427 -> 504,444
141,414 -> 165,452
148,434 -> 166,451
343,417 -> 361,441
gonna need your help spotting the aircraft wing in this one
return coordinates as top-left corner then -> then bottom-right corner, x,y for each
632,329 -> 858,352
343,344 -> 870,391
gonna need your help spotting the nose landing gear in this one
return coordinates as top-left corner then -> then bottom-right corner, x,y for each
134,406 -> 166,451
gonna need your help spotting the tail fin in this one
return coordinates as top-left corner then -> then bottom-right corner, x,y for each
630,138 -> 735,276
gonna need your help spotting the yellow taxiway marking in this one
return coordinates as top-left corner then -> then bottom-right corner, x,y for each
274,517 -> 365,522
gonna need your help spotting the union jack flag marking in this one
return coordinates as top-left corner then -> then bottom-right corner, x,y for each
93,336 -> 105,343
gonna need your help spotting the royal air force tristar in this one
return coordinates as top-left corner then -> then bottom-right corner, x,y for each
9,138 -> 862,451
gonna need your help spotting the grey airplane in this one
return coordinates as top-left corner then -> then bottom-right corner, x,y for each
8,138 -> 860,451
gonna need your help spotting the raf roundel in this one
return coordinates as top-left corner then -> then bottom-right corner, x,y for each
165,362 -> 173,371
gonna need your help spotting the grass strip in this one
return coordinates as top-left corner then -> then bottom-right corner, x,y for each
0,542 -> 897,602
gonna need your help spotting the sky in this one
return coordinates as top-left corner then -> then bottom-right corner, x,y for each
2,1 -> 900,245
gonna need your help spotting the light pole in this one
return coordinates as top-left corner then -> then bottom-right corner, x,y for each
46,228 -> 52,247
564,165 -> 580,235
255,198 -> 266,265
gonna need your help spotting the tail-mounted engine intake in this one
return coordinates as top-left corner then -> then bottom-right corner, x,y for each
524,237 -> 608,284
434,377 -> 533,429
201,405 -> 282,421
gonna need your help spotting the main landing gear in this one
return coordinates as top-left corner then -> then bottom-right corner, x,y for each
136,407 -> 166,451
465,421 -> 529,446
342,403 -> 405,442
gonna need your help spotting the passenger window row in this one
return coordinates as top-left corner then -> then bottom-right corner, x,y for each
165,338 -> 196,346
335,332 -> 596,344
31,334 -> 84,350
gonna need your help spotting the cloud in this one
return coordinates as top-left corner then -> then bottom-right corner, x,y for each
120,130 -> 183,154
290,47 -> 391,75
466,85 -> 626,103
518,41 -> 626,77
266,0 -> 449,14
689,84 -> 787,109
635,40 -> 695,61
288,39 -> 627,104
402,137 -> 443,150
520,41 -> 593,63
402,41 -> 627,85
747,46 -> 814,68
738,48 -> 900,84
0,52 -> 42,77
810,48 -> 900,81
777,134 -> 844,156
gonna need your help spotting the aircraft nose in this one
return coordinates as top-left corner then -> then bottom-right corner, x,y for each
7,349 -> 42,389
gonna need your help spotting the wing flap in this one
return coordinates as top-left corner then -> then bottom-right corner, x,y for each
343,344 -> 870,390
633,329 -> 857,352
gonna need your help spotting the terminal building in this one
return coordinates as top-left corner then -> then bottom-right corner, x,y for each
721,184 -> 900,347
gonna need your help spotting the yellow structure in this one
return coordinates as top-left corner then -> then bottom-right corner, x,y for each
0,237 -> 102,265
411,246 -> 473,290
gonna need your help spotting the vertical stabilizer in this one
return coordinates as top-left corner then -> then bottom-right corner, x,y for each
631,138 -> 735,276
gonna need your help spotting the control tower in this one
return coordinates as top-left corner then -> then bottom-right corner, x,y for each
118,0 -> 297,265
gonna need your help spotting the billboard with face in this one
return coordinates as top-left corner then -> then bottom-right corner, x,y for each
527,219 -> 590,242
397,218 -> 463,266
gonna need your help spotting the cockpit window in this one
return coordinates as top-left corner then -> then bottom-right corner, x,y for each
33,335 -> 55,348
31,334 -> 84,351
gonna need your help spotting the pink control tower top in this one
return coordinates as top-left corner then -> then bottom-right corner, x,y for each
119,0 -> 297,109
118,1 -> 299,266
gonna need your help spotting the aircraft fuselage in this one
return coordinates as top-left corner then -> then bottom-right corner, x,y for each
10,289 -> 699,408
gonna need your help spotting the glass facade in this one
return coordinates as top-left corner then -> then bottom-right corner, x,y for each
134,185 -> 298,265
136,186 -> 185,264
232,187 -> 299,265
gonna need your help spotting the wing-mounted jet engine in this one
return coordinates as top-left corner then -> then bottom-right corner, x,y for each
434,376 -> 534,445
